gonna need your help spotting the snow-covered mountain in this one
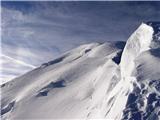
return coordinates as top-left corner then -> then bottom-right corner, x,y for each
1,23 -> 160,120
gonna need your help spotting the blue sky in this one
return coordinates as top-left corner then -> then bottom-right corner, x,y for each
1,1 -> 160,81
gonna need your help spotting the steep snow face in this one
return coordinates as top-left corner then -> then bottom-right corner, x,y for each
120,23 -> 153,80
120,23 -> 160,120
122,46 -> 160,120
104,23 -> 155,120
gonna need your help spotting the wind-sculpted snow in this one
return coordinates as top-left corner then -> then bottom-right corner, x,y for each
1,23 -> 160,120
120,23 -> 153,79
122,49 -> 160,120
120,23 -> 160,120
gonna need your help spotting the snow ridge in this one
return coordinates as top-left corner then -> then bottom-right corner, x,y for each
103,23 -> 154,119
120,23 -> 153,80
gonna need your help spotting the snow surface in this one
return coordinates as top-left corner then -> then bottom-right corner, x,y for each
1,23 -> 160,120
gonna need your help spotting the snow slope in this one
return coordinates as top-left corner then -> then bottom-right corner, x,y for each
1,23 -> 160,120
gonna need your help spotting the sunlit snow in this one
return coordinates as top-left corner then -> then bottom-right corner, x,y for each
1,23 -> 160,120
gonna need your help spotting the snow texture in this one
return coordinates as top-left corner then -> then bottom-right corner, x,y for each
1,23 -> 160,120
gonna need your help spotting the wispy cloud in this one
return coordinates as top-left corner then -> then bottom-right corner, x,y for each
1,54 -> 36,68
0,54 -> 35,84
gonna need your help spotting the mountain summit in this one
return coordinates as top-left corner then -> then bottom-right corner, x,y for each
1,23 -> 160,120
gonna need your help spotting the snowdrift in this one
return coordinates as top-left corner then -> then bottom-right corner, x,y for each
1,23 -> 160,120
